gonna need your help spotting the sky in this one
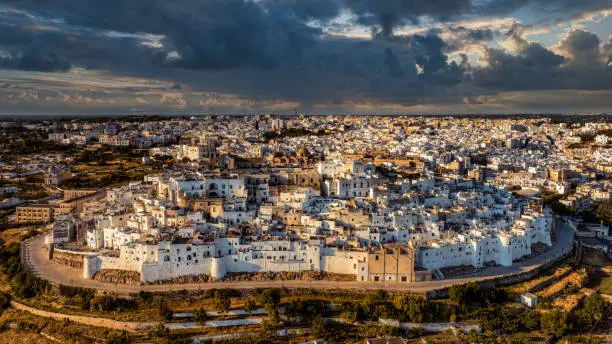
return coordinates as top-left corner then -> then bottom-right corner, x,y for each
0,0 -> 611,116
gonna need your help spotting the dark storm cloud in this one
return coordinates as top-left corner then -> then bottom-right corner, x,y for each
342,0 -> 472,37
474,28 -> 612,91
0,47 -> 70,72
0,0 -> 611,112
261,0 -> 342,21
448,26 -> 495,42
6,0 -> 338,70
475,43 -> 564,90
558,29 -> 603,67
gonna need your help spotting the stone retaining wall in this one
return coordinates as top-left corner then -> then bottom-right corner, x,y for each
93,269 -> 141,285
426,249 -> 574,299
52,251 -> 83,269
10,300 -> 155,333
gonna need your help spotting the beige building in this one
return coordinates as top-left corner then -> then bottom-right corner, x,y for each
366,244 -> 415,282
56,190 -> 105,215
16,204 -> 56,223
63,189 -> 100,201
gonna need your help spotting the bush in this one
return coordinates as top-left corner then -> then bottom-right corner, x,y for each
409,326 -> 424,338
284,298 -> 327,322
0,243 -> 49,298
448,281 -> 480,306
150,322 -> 168,338
573,293 -> 609,330
258,289 -> 281,312
90,295 -> 137,313
310,316 -> 325,338
138,291 -> 152,302
0,292 -> 11,315
357,324 -> 402,339
212,290 -> 231,314
541,310 -> 569,337
193,307 -> 208,324
105,331 -> 130,344
157,300 -> 173,320
244,298 -> 257,315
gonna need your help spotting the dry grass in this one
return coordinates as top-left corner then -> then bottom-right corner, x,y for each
551,292 -> 583,312
0,308 -> 144,344
537,270 -> 588,299
509,266 -> 572,295
0,226 -> 33,245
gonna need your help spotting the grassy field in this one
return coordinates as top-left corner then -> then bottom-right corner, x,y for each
594,274 -> 612,295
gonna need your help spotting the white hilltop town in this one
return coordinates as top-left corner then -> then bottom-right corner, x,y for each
13,115 -> 611,287
68,172 -> 554,284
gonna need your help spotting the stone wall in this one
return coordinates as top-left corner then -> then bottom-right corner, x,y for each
93,269 -> 141,285
10,300 -> 155,333
425,250 -> 574,300
52,251 -> 84,269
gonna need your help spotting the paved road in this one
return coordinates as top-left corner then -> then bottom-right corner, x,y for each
24,217 -> 575,294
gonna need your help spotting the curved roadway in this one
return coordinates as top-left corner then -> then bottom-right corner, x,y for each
23,217 -> 575,294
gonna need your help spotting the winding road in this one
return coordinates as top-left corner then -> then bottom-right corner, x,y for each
22,217 -> 575,294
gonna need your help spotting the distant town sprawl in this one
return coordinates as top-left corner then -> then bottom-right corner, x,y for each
3,115 -> 611,285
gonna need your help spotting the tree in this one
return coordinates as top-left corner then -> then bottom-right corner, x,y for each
448,281 -> 480,306
194,307 -> 208,325
360,291 -> 388,320
259,318 -> 281,340
310,316 -> 325,338
409,326 -> 424,338
595,200 -> 612,224
393,295 -> 428,323
520,309 -> 541,331
259,288 -> 281,322
340,309 -> 359,324
583,294 -> 608,321
574,294 -> 609,329
541,310 -> 569,337
244,298 -> 257,315
259,289 -> 281,312
157,300 -> 173,320
213,290 -> 231,314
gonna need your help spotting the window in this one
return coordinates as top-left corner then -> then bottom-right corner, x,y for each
375,255 -> 379,260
